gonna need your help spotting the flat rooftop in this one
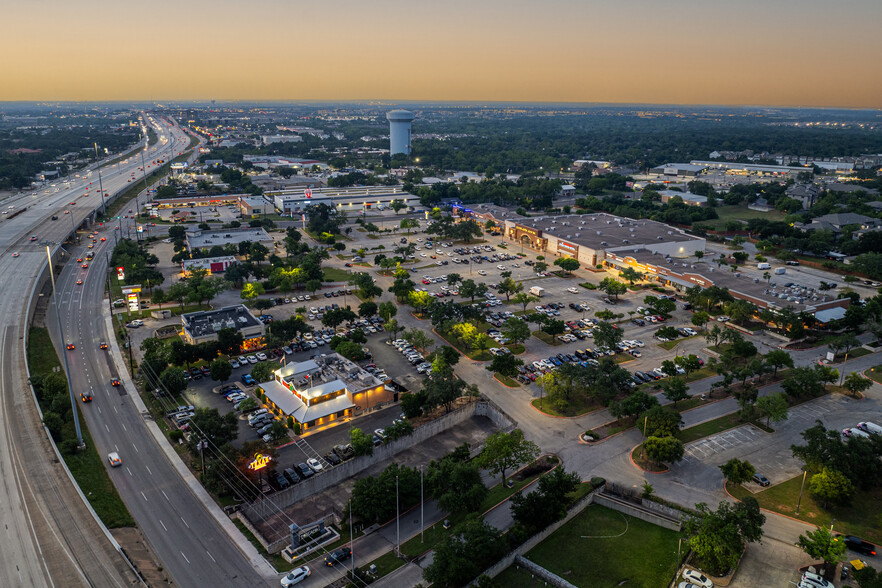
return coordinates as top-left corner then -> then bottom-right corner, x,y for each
186,227 -> 273,250
278,353 -> 381,398
181,305 -> 261,337
512,213 -> 702,251
628,250 -> 840,311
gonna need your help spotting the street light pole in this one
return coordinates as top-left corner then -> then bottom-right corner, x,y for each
46,245 -> 84,447
796,470 -> 808,515
97,169 -> 107,216
396,475 -> 400,557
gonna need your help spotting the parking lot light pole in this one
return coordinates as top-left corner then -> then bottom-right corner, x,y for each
46,245 -> 84,448
795,469 -> 808,515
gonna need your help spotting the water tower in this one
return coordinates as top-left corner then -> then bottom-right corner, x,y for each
386,109 -> 414,156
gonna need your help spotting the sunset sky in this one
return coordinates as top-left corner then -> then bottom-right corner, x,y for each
3,0 -> 880,108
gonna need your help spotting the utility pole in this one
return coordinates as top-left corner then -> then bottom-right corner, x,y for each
396,475 -> 400,556
349,501 -> 355,578
97,169 -> 107,216
45,245 -> 84,447
420,466 -> 424,543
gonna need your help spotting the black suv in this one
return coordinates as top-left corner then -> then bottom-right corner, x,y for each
325,547 -> 352,566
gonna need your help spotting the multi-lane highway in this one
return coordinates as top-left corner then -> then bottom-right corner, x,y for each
0,115 -> 269,587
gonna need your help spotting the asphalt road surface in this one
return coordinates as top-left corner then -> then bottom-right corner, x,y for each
0,115 -> 273,587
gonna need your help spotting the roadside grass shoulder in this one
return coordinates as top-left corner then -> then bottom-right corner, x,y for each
27,327 -> 135,528
728,477 -> 882,545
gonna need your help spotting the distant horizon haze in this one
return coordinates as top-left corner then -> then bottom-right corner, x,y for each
3,0 -> 880,109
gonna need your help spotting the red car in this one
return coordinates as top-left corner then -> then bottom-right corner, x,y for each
82,263 -> 89,269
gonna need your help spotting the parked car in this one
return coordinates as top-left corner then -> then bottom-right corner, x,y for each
280,566 -> 311,586
838,535 -> 877,556
682,569 -> 713,588
307,458 -> 324,473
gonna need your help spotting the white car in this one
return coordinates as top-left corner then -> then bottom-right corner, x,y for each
307,458 -> 324,472
716,315 -> 730,322
247,355 -> 259,364
497,265 -> 506,270
230,360 -> 240,369
478,270 -> 487,276
280,565 -> 311,586
682,569 -> 714,588
238,355 -> 248,364
567,287 -> 579,294
107,452 -> 122,467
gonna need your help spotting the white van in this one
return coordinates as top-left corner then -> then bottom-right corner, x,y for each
858,422 -> 882,435
529,286 -> 545,297
757,262 -> 771,270
842,428 -> 870,439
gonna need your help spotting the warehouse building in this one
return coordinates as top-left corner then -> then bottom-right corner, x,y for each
502,213 -> 705,266
658,190 -> 708,207
181,256 -> 238,277
180,305 -> 265,350
185,227 -> 274,252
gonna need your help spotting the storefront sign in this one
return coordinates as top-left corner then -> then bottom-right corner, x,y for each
248,453 -> 272,471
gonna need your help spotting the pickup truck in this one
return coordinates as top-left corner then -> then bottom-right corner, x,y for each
837,535 -> 877,556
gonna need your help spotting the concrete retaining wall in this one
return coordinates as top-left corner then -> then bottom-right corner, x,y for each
242,399 -> 515,526
594,493 -> 682,531
469,489 -> 598,585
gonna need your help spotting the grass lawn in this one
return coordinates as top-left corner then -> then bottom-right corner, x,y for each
728,477 -> 882,545
506,343 -> 526,355
677,413 -> 747,444
233,519 -> 289,571
838,347 -> 871,361
434,328 -> 492,361
631,444 -> 668,472
530,395 -> 600,418
517,504 -> 682,588
657,335 -> 698,351
532,331 -> 562,346
684,366 -> 717,383
494,373 -> 520,387
362,551 -> 405,578
28,328 -> 135,528
322,267 -> 352,282
578,282 -> 598,290
867,365 -> 882,384
400,460 -> 553,558
694,205 -> 785,230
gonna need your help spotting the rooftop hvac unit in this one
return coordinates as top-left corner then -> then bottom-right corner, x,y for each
566,235 -> 571,238
690,265 -> 695,269
657,236 -> 664,240
575,233 -> 581,237
735,272 -> 741,277
709,267 -> 715,272
630,228 -> 635,232
596,231 -> 602,235
601,241 -> 608,246
623,239 -> 630,244
667,231 -> 673,235
606,221 -> 612,224
592,217 -> 597,221
754,278 -> 760,283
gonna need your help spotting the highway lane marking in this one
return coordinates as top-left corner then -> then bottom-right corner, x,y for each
206,551 -> 216,563
145,465 -> 151,475
97,406 -> 101,414
105,424 -> 110,433
181,551 -> 190,564
113,406 -> 118,414
121,423 -> 127,432
126,467 -> 133,477
161,490 -> 170,502
180,517 -> 189,529
140,491 -> 148,502
131,443 -> 138,453
159,520 -> 167,531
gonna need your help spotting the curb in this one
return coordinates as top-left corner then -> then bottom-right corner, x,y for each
529,398 -> 601,420
492,374 -> 520,388
104,314 -> 277,579
628,444 -> 669,474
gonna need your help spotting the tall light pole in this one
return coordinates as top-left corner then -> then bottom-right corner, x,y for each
97,169 -> 107,216
795,469 -> 808,515
395,475 -> 400,557
45,245 -> 83,447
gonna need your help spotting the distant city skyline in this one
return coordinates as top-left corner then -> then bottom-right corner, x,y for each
3,0 -> 881,109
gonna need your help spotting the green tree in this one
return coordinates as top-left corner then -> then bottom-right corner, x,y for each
510,467 -> 581,535
249,361 -> 275,383
209,357 -> 232,384
403,329 -> 435,354
476,429 -> 540,484
350,427 -> 374,457
187,408 -> 239,453
599,277 -> 627,300
719,458 -> 756,485
843,372 -> 872,398
756,392 -> 789,427
378,301 -> 398,322
240,281 -> 264,302
511,292 -> 538,313
486,353 -> 524,378
619,267 -> 643,286
684,498 -> 765,576
809,467 -> 855,508
661,377 -> 690,407
691,311 -> 710,331
160,366 -> 188,396
553,257 -> 581,275
501,317 -> 531,346
797,526 -> 847,571
763,349 -> 793,378
640,405 -> 683,437
609,390 -> 659,420
497,277 -> 523,301
426,460 -> 488,516
423,517 -> 508,588
358,301 -> 378,318
642,436 -> 684,464
592,321 -> 623,352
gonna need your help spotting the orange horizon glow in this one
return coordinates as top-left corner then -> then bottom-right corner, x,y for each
2,0 -> 881,109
